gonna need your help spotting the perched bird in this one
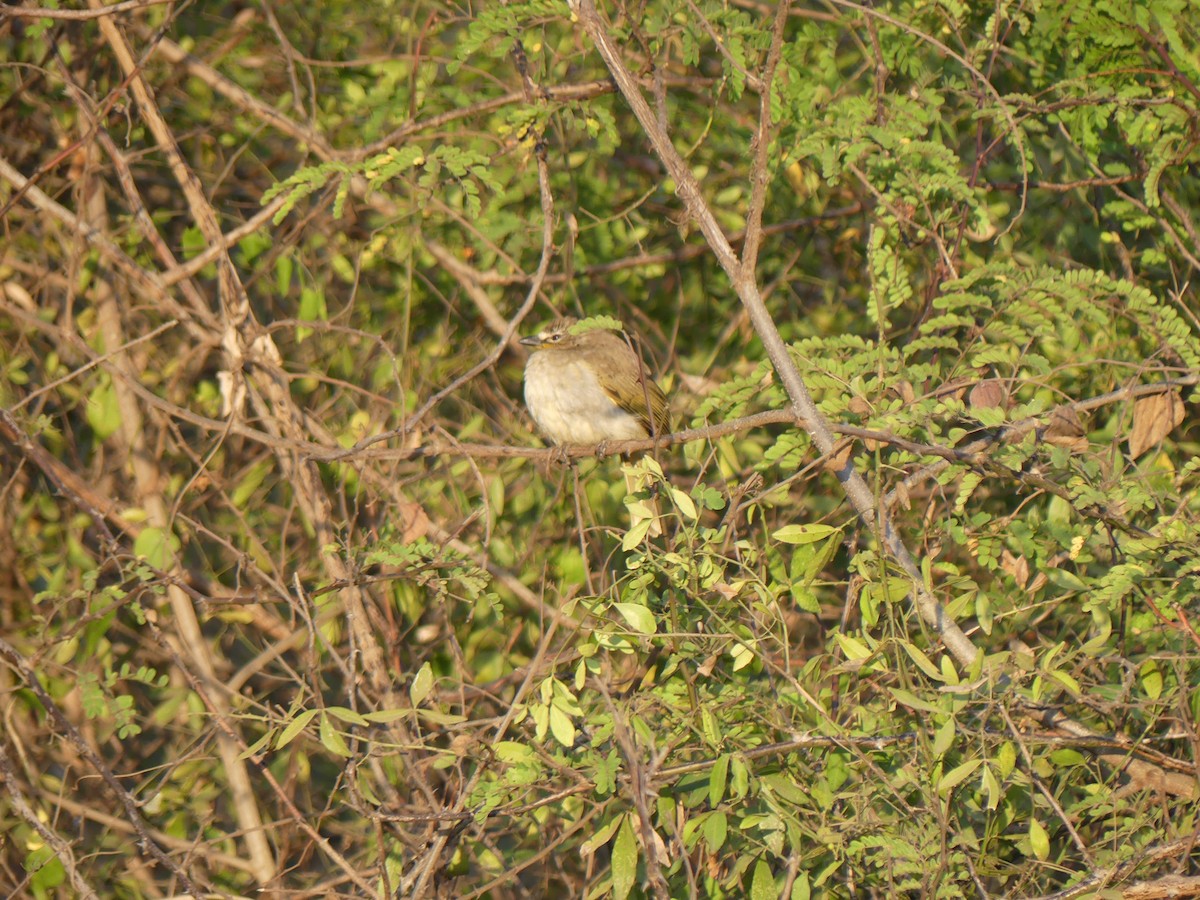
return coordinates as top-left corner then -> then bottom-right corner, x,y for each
521,316 -> 670,535
520,317 -> 670,446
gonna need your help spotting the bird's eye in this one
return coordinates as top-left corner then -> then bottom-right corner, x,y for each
547,332 -> 561,342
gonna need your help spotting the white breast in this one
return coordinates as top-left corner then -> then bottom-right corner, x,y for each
524,352 -> 649,444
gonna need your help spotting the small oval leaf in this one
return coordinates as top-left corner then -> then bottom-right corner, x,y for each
612,816 -> 638,900
613,602 -> 657,635
410,662 -> 434,707
773,523 -> 841,545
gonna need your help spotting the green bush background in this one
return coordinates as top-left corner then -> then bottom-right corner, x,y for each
1,0 -> 1198,896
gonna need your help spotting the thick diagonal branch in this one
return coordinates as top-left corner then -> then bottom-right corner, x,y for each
573,0 -> 1198,801
573,0 -> 979,668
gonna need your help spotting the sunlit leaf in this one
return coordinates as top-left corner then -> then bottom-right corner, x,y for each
612,816 -> 637,900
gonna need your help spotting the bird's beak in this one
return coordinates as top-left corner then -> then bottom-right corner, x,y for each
519,335 -> 542,347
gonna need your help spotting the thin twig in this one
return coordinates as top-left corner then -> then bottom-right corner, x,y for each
0,0 -> 174,19
0,637 -> 206,899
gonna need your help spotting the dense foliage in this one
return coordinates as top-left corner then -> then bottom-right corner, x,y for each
1,0 -> 1199,897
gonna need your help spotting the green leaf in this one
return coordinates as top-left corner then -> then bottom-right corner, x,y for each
239,730 -> 274,760
1029,818 -> 1050,861
357,768 -> 382,806
85,379 -> 121,440
730,754 -> 750,799
703,810 -> 728,852
612,815 -> 638,900
1046,668 -> 1082,697
1140,661 -> 1163,700
671,488 -> 698,520
319,713 -> 353,758
859,577 -> 911,616
133,527 -> 179,569
1044,567 -> 1088,593
888,688 -> 942,714
580,815 -> 624,856
931,717 -> 955,756
613,602 -> 657,635
773,523 -> 841,544
26,845 -> 65,893
570,315 -> 623,335
622,515 -> 654,550
750,858 -> 775,900
410,662 -> 434,707
700,707 -> 721,747
980,762 -> 1001,810
416,709 -> 468,726
548,705 -> 576,747
231,460 -> 271,509
800,533 -> 840,583
730,640 -> 755,671
325,706 -> 369,726
900,641 -> 943,681
180,225 -> 205,259
361,708 -> 414,724
937,759 -> 981,794
493,741 -> 537,763
997,741 -> 1017,778
709,754 -> 729,806
297,286 -> 327,342
275,708 -> 319,750
835,633 -> 873,661
273,252 -> 292,290
694,485 -> 726,511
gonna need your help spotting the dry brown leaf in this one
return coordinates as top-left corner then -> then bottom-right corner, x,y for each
1043,406 -> 1088,453
847,396 -> 872,416
398,500 -> 432,543
968,379 -> 1007,410
1000,549 -> 1030,590
823,441 -> 854,475
676,372 -> 722,396
711,582 -> 740,601
1127,392 -> 1185,459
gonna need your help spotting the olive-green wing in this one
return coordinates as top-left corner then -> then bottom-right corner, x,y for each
596,361 -> 671,437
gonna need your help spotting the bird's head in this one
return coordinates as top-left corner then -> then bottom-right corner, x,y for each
519,317 -> 584,350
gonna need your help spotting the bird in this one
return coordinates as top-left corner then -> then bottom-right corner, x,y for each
521,316 -> 670,535
520,316 -> 670,447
